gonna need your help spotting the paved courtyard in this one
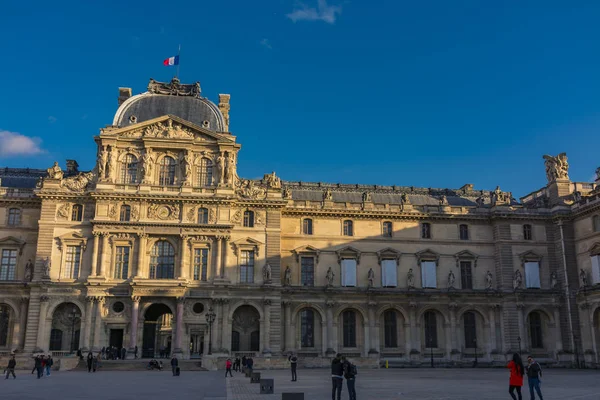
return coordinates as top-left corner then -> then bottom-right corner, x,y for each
2,368 -> 600,400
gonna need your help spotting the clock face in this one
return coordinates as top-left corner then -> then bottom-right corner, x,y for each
157,206 -> 171,220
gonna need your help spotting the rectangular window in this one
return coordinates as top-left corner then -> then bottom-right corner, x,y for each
8,209 -> 21,226
341,259 -> 357,287
300,257 -> 314,286
524,262 -> 541,288
459,224 -> 469,240
381,259 -> 397,287
114,246 -> 130,279
421,261 -> 437,288
523,225 -> 532,240
383,221 -> 393,237
421,223 -> 431,239
240,250 -> 255,283
343,220 -> 353,236
592,255 -> 600,285
194,248 -> 209,281
0,249 -> 17,280
460,261 -> 473,289
63,245 -> 82,279
303,219 -> 313,235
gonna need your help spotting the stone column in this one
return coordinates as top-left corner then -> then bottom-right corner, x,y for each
404,322 -> 411,356
409,302 -> 419,352
221,299 -> 231,354
221,237 -> 229,278
214,299 -> 223,351
90,232 -> 100,277
99,234 -> 109,278
488,305 -> 497,354
18,297 -> 28,349
213,238 -> 221,281
325,301 -> 335,355
517,303 -> 527,351
93,297 -> 105,350
174,297 -> 185,355
262,299 -> 271,354
553,304 -> 563,352
179,236 -> 188,279
36,296 -> 50,352
363,321 -> 370,357
444,322 -> 452,359
82,297 -> 94,351
283,301 -> 292,352
448,303 -> 457,353
128,297 -> 140,352
135,234 -> 147,278
368,302 -> 377,354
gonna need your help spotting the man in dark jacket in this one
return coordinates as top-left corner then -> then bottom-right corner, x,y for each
342,356 -> 357,400
35,355 -> 44,378
5,355 -> 16,379
171,355 -> 179,376
247,357 -> 254,372
331,354 -> 344,400
526,356 -> 543,400
288,353 -> 298,381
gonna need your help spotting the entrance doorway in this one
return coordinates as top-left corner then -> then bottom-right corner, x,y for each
189,331 -> 204,358
109,329 -> 124,349
231,305 -> 260,352
142,304 -> 173,358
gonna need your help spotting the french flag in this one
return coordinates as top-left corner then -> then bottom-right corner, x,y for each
163,55 -> 179,66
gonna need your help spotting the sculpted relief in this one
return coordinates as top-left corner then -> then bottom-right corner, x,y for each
147,204 -> 180,220
543,153 -> 569,182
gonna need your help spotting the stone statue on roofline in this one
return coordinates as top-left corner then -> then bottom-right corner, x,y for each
543,153 -> 569,183
46,162 -> 63,180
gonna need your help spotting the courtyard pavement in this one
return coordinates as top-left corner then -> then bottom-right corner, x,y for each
2,367 -> 600,400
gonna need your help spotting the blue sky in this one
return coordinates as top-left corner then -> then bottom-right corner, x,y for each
1,0 -> 599,197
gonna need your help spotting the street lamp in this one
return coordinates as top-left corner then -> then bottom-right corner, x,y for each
205,307 -> 216,355
517,336 -> 521,356
473,338 -> 478,367
68,307 -> 81,353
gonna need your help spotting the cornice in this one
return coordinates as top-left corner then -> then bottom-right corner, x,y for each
92,220 -> 234,230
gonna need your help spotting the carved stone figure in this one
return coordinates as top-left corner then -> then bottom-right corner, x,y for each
264,171 -> 281,188
131,205 -> 140,221
216,153 -> 226,185
97,147 -> 108,178
326,267 -> 335,286
235,179 -> 267,199
47,162 -> 63,179
180,151 -> 192,185
141,149 -> 154,183
147,77 -> 201,98
43,257 -> 51,277
367,268 -> 375,288
282,187 -> 292,199
226,153 -> 237,185
580,269 -> 588,287
106,147 -> 115,181
56,203 -> 70,219
550,271 -> 558,289
475,196 -> 485,207
362,192 -> 372,202
513,270 -> 522,290
323,188 -> 333,201
25,259 -> 34,282
439,195 -> 449,206
401,193 -> 410,205
448,270 -> 456,288
284,266 -> 292,286
61,171 -> 94,192
543,153 -> 569,182
263,263 -> 272,283
491,186 -> 507,206
486,270 -> 493,289
407,268 -> 415,288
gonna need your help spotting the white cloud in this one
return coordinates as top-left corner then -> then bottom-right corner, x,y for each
48,116 -> 57,124
260,38 -> 273,50
0,130 -> 46,157
287,0 -> 342,24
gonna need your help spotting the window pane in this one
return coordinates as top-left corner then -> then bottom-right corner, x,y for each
240,250 -> 255,283
383,222 -> 392,237
72,205 -> 83,221
159,157 -> 176,185
341,259 -> 356,287
150,241 -> 175,279
523,225 -> 532,240
121,154 -> 138,184
8,208 -> 21,225
300,309 -> 315,348
422,223 -> 431,239
424,311 -> 437,348
382,260 -> 397,287
301,257 -> 314,286
343,310 -> 356,347
243,211 -> 254,228
0,249 -> 17,280
343,220 -> 353,236
529,312 -> 543,349
384,310 -> 398,348
592,255 -> 600,285
193,248 -> 208,281
525,262 -> 541,288
421,261 -> 437,288
197,158 -> 213,186
120,205 -> 131,222
63,246 -> 81,279
459,224 -> 469,240
460,261 -> 473,289
464,312 -> 477,348
114,246 -> 130,279
303,219 -> 313,235
198,208 -> 209,224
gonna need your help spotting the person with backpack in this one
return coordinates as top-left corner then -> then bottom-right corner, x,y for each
342,356 -> 357,400
45,355 -> 54,376
507,353 -> 524,400
526,356 -> 543,400
330,354 -> 344,400
288,353 -> 298,381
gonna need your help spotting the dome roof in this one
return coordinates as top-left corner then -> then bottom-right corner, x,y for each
112,78 -> 226,132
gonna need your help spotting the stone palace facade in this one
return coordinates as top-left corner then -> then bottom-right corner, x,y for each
1,77 -> 600,367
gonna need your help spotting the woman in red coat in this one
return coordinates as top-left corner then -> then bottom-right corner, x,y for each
507,353 -> 525,400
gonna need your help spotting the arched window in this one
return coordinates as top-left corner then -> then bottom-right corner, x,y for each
71,204 -> 83,221
343,220 -> 353,236
49,328 -> 63,351
523,224 -> 532,240
120,154 -> 138,184
119,205 -> 131,222
529,312 -> 543,349
383,310 -> 398,348
197,158 -> 213,186
593,215 -> 600,232
0,305 -> 10,347
159,156 -> 176,186
463,312 -> 477,349
383,221 -> 392,237
150,240 -> 175,279
7,208 -> 21,226
459,224 -> 469,240
423,311 -> 437,348
250,331 -> 260,351
231,331 -> 240,351
303,218 -> 313,235
198,207 -> 209,224
342,310 -> 356,347
243,210 -> 254,228
300,309 -> 315,348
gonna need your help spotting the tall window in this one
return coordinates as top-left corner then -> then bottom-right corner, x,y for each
0,249 -> 17,281
460,261 -> 473,289
524,261 -> 541,288
523,224 -> 532,240
424,311 -> 437,348
301,257 -> 314,286
120,154 -> 138,184
119,205 -> 131,222
300,309 -> 315,348
240,250 -> 255,283
341,259 -> 357,287
231,331 -> 240,352
384,310 -> 398,348
71,204 -> 83,222
343,220 -> 353,236
459,224 -> 469,240
383,221 -> 393,238
463,312 -> 477,349
197,158 -> 213,186
62,245 -> 82,279
593,215 -> 600,232
243,210 -> 254,227
342,310 -> 357,347
198,208 -> 209,224
159,156 -> 176,185
421,261 -> 437,288
49,329 -> 63,351
114,246 -> 130,279
381,259 -> 397,287
193,248 -> 208,281
150,240 -> 175,279
529,312 -> 543,349
7,208 -> 21,226
303,218 -> 313,235
0,305 -> 10,346
250,331 -> 260,351
421,223 -> 431,239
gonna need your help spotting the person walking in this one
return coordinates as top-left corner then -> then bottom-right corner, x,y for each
36,355 -> 44,379
171,355 -> 179,376
342,356 -> 357,400
507,353 -> 524,400
5,355 -> 16,379
87,352 -> 94,372
241,355 -> 247,370
526,356 -> 544,400
45,355 -> 53,376
225,359 -> 233,377
288,353 -> 298,381
121,347 -> 126,360
92,353 -> 99,372
31,355 -> 39,375
247,357 -> 254,373
331,354 -> 344,400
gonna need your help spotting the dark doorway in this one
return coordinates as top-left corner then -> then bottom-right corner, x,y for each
142,303 -> 173,358
109,329 -> 124,349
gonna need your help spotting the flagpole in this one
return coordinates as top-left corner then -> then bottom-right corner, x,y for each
176,44 -> 181,79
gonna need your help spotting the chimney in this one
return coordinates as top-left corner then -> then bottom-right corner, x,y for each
218,94 -> 231,132
66,160 -> 79,175
118,87 -> 132,105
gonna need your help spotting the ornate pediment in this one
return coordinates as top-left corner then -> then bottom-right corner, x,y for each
292,245 -> 321,263
0,236 -> 26,254
589,242 -> 600,256
377,247 -> 401,265
336,246 -> 361,264
230,237 -> 264,256
519,250 -> 542,263
56,232 -> 88,252
415,249 -> 440,264
454,250 -> 479,268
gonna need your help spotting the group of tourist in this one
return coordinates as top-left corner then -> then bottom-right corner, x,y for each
507,354 -> 544,400
30,354 -> 54,379
86,352 -> 102,372
225,355 -> 255,377
331,354 -> 358,400
100,345 -> 127,360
